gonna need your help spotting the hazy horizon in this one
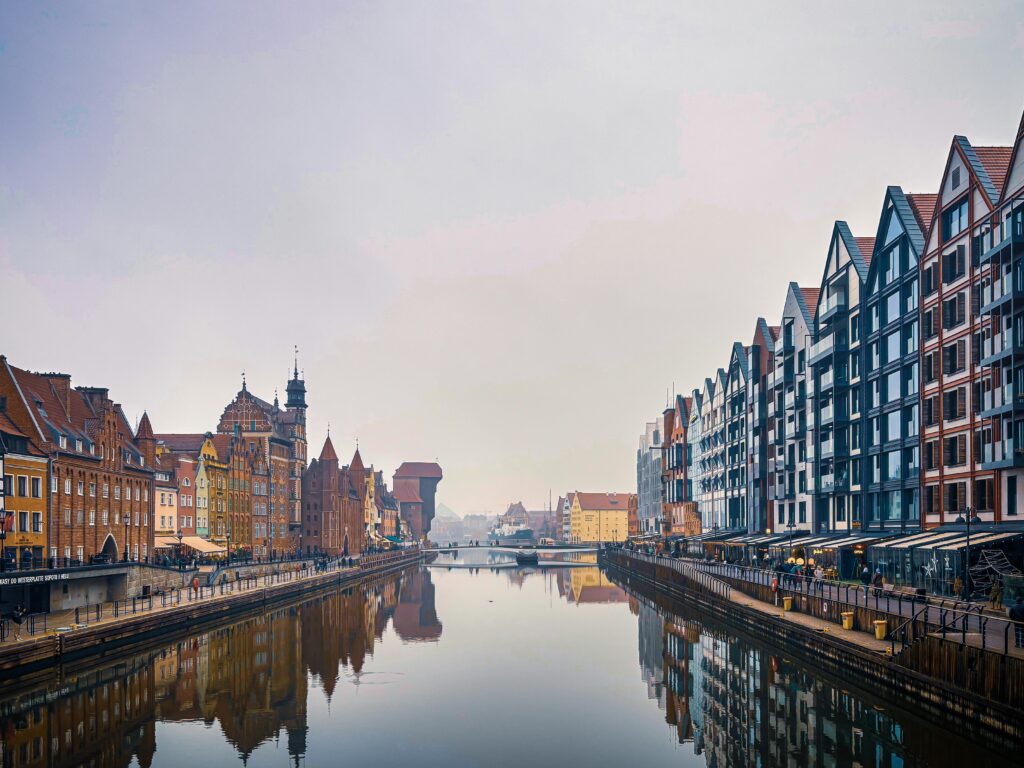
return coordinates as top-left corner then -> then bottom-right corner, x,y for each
2,1 -> 1022,514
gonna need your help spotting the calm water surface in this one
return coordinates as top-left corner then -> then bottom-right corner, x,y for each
0,552 -> 1011,767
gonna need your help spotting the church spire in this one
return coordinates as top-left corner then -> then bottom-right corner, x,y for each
285,346 -> 307,411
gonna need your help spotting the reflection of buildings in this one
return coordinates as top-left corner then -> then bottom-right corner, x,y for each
555,565 -> 629,604
627,585 -> 960,767
394,569 -> 443,642
0,570 -> 424,768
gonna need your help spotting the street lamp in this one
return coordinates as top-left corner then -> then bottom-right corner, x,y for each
0,508 -> 7,572
124,513 -> 131,562
786,520 -> 796,562
176,529 -> 184,571
226,526 -> 232,566
954,507 -> 982,599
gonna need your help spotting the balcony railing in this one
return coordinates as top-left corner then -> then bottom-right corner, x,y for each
820,438 -> 834,456
980,197 -> 1024,263
982,329 -> 1022,364
820,290 -> 847,320
982,438 -> 1021,467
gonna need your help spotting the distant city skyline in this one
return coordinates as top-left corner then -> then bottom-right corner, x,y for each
2,2 -> 1022,515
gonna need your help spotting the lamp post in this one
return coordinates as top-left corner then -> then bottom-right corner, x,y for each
226,526 -> 232,567
786,520 -> 796,561
0,508 -> 7,573
954,507 -> 981,599
124,513 -> 131,562
176,529 -> 184,571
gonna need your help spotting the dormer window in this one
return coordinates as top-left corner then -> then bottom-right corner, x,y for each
75,439 -> 82,452
59,435 -> 67,449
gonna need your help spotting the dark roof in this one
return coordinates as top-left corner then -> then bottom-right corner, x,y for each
394,462 -> 442,479
136,411 -> 154,440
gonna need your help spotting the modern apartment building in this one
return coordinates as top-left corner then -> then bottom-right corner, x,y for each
687,389 -> 704,531
859,188 -> 933,532
724,343 -> 749,530
921,135 -> 1011,524
767,284 -> 818,534
746,320 -> 777,534
979,112 -> 1024,518
636,416 -> 664,536
810,223 -> 872,533
697,373 -> 727,531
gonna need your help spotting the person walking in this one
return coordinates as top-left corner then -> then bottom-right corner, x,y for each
989,579 -> 1003,610
1009,597 -> 1024,649
871,569 -> 883,597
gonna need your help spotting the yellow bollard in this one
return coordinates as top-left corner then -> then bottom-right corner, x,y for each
841,611 -> 854,630
782,596 -> 793,611
873,619 -> 887,640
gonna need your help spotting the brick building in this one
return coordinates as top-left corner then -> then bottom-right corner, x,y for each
0,357 -> 154,565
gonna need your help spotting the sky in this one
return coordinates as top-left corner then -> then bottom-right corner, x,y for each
2,2 -> 1023,517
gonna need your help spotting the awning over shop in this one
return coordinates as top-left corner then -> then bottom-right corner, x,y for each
180,536 -> 226,554
153,536 -> 178,549
875,530 -> 963,550
385,536 -> 402,543
933,531 -> 1024,552
815,534 -> 892,550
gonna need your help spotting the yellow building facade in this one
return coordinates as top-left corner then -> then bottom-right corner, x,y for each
568,492 -> 633,543
2,451 -> 48,565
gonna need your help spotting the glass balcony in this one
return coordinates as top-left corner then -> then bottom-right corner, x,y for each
820,403 -> 834,423
820,438 -> 834,457
809,333 -> 845,365
982,438 -> 1023,469
980,197 -> 1024,263
819,290 -> 847,322
982,329 -> 1023,366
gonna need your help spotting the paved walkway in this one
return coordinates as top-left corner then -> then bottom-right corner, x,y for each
0,557 -> 393,647
614,551 -> 1024,658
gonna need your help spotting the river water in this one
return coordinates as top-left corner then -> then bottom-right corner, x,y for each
0,552 -> 1012,767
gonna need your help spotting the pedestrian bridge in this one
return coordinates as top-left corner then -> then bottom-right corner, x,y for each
425,544 -> 601,569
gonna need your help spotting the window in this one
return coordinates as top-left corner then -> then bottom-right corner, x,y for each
31,477 -> 41,498
50,477 -> 57,494
942,196 -> 968,242
64,509 -> 71,526
885,331 -> 900,364
942,244 -> 966,282
850,313 -> 859,344
17,476 -> 27,496
89,510 -> 96,526
64,478 -> 71,495
102,483 -> 108,498
102,510 -> 108,526
114,486 -> 121,500
942,340 -> 966,375
885,291 -> 900,325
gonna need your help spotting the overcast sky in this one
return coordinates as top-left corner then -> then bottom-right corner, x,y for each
2,2 -> 1022,516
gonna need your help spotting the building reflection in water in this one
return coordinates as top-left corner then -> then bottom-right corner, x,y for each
631,586 -> 983,767
0,568 -> 441,768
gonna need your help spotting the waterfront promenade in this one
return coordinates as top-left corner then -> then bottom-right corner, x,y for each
0,550 -> 423,672
612,549 -> 1023,657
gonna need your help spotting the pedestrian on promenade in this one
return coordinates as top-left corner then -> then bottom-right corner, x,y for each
814,565 -> 824,594
989,579 -> 1003,610
1009,597 -> 1024,649
953,575 -> 963,600
871,569 -> 883,597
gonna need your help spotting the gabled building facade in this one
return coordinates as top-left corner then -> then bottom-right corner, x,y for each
746,319 -> 777,533
979,110 -> 1024,519
859,189 -> 932,532
767,285 -> 817,534
921,135 -> 1011,524
637,415 -> 663,536
811,223 -> 872,533
724,344 -> 749,530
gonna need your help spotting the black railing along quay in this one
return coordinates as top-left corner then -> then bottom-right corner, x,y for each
678,557 -> 1020,656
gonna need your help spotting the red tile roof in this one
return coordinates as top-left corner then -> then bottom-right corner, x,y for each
906,193 -> 938,235
769,325 -> 781,340
974,146 -> 1013,194
392,477 -> 422,503
575,492 -> 634,511
799,287 -> 821,319
319,435 -> 338,462
0,412 -> 28,440
394,461 -> 442,479
153,433 -> 207,454
854,236 -> 876,269
136,411 -> 154,440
